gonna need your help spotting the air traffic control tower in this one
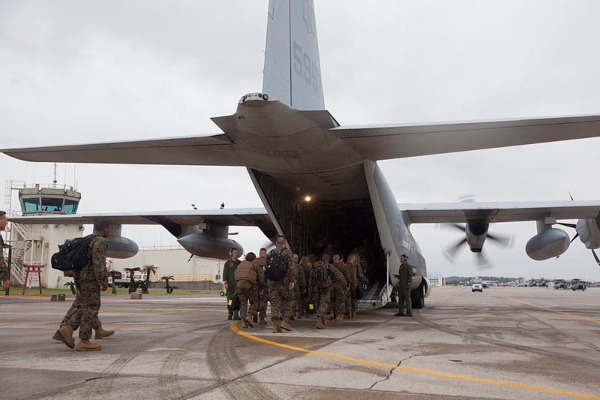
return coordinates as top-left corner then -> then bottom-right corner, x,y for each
5,180 -> 83,289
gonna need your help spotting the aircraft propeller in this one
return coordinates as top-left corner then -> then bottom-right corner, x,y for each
441,223 -> 513,269
556,222 -> 600,267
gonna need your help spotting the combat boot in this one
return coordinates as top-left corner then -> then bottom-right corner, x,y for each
329,310 -> 335,320
55,325 -> 75,349
272,319 -> 282,333
233,312 -> 241,320
242,317 -> 249,328
76,339 -> 102,351
316,317 -> 326,329
95,326 -> 115,339
280,317 -> 293,331
259,317 -> 267,325
335,314 -> 343,322
245,315 -> 254,328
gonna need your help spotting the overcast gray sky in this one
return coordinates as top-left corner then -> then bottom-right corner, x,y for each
1,1 -> 600,281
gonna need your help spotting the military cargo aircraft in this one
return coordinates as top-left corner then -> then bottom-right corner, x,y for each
3,1 -> 600,309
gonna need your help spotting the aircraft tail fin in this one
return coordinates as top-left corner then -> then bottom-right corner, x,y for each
262,0 -> 325,110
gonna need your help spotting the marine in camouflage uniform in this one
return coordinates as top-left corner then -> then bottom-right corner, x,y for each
253,248 -> 269,324
222,249 -> 241,320
267,236 -> 296,333
308,255 -> 332,329
0,211 -> 10,293
327,254 -> 348,321
300,256 -> 313,317
346,253 -> 369,318
332,254 -> 351,318
292,254 -> 306,318
236,253 -> 265,328
55,223 -> 110,351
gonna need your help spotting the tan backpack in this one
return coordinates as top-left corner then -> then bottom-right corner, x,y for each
235,260 -> 257,290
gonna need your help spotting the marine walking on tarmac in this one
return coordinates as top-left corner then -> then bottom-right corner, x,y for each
266,236 -> 296,333
235,252 -> 265,328
53,221 -> 114,351
253,248 -> 269,325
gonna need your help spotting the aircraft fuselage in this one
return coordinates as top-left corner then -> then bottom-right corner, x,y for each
213,94 -> 429,306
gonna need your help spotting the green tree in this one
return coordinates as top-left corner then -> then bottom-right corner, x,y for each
140,265 -> 158,294
109,270 -> 118,294
125,267 -> 141,294
160,275 -> 175,294
64,281 -> 76,295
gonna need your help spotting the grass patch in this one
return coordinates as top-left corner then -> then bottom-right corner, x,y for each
4,286 -> 222,297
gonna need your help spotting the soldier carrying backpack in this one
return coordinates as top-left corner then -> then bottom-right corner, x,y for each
309,254 -> 334,329
266,236 -> 296,333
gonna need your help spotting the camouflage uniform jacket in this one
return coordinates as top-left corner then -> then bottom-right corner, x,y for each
332,262 -> 350,286
75,233 -> 108,286
0,235 -> 8,283
252,257 -> 267,290
346,262 -> 368,285
328,262 -> 348,288
293,262 -> 306,290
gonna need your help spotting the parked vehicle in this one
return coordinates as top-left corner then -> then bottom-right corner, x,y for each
472,283 -> 483,292
570,279 -> 587,291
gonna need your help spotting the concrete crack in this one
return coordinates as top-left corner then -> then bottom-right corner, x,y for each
369,355 -> 414,389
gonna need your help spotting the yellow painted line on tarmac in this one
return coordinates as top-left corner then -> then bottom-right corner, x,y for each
503,296 -> 600,325
230,322 -> 600,399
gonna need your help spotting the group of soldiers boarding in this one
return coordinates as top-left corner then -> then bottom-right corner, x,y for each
223,235 -> 370,332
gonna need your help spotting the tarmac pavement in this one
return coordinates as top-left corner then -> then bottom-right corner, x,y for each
1,287 -> 599,399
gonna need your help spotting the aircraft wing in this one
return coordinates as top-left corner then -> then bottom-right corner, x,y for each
7,207 -> 272,237
0,134 -> 245,166
400,201 -> 600,224
333,115 -> 600,161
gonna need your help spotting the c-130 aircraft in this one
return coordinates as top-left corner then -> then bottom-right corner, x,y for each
3,0 -> 600,309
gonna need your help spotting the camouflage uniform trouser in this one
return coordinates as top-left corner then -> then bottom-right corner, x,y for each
349,283 -> 358,312
329,282 -> 346,317
64,281 -> 101,339
258,286 -> 269,319
293,285 -> 305,315
313,287 -> 331,318
237,286 -> 259,319
268,280 -> 293,321
60,278 -> 102,330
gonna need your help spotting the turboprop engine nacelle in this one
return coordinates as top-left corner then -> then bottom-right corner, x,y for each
177,232 -> 243,260
526,228 -> 570,260
105,236 -> 138,259
576,218 -> 600,250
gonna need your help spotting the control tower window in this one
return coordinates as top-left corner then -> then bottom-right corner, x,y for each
63,199 -> 79,214
40,197 -> 63,212
23,198 -> 40,212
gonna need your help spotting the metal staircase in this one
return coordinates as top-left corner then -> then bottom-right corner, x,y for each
7,223 -> 35,285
